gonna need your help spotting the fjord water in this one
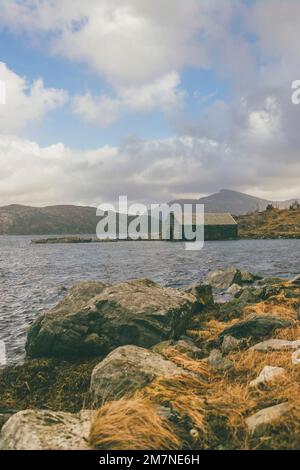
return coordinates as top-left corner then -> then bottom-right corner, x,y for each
0,236 -> 299,364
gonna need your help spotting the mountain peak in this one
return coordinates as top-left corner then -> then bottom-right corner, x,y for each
219,189 -> 239,194
170,189 -> 300,215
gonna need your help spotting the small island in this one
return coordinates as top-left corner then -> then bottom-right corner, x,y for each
32,237 -> 98,244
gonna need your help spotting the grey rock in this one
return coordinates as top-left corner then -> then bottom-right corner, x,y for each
26,279 -> 197,358
226,284 -> 243,296
204,267 -> 242,290
250,338 -> 300,352
257,277 -> 284,286
217,299 -> 246,321
152,338 -> 202,359
221,335 -> 244,354
0,410 -> 93,450
220,314 -> 292,340
234,286 -> 266,301
207,349 -> 233,371
246,403 -> 291,436
90,345 -> 191,404
249,366 -> 285,387
291,274 -> 300,286
240,271 -> 262,284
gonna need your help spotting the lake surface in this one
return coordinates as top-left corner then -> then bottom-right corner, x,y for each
0,236 -> 299,364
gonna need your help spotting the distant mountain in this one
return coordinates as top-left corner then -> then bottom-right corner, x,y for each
169,189 -> 300,215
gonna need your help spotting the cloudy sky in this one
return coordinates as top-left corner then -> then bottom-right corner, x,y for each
0,0 -> 300,206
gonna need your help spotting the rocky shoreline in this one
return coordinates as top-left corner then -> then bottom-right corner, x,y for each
0,267 -> 299,450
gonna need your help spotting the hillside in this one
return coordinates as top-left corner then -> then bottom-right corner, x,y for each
170,189 -> 300,215
0,204 -> 147,236
0,192 -> 300,236
237,207 -> 300,239
0,204 -> 99,235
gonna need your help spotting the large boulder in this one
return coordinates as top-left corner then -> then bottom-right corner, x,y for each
90,345 -> 191,404
0,410 -> 93,450
204,268 -> 260,291
219,314 -> 292,340
26,279 -> 198,358
204,267 -> 242,290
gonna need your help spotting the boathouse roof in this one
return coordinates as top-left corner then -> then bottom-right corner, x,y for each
174,212 -> 237,225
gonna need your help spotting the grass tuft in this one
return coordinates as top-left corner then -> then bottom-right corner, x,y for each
89,397 -> 181,450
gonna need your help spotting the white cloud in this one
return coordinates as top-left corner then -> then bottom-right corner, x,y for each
0,134 -> 118,205
0,0 -> 234,86
73,93 -> 119,128
1,128 -> 300,207
248,96 -> 281,141
0,1 -> 300,204
0,62 -> 68,132
1,0 -> 231,125
73,72 -> 184,126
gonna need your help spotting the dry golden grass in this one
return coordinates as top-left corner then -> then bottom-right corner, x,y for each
198,345 -> 300,449
244,297 -> 298,320
139,374 -> 208,438
225,346 -> 300,448
204,380 -> 256,449
228,346 -> 299,392
237,207 -> 300,239
89,294 -> 300,450
89,345 -> 300,450
158,347 -> 210,376
187,319 -> 237,343
274,322 -> 300,340
89,396 -> 182,450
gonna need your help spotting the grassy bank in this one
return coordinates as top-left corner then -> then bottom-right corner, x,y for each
237,207 -> 300,239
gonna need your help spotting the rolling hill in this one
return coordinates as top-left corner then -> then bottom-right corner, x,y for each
0,204 -> 99,235
0,204 -> 147,236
